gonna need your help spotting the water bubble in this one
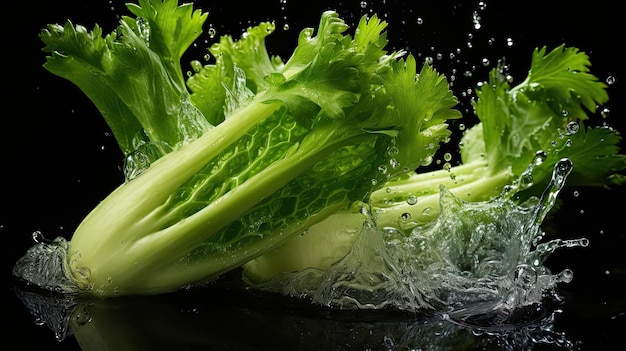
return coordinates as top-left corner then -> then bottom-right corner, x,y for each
555,158 -> 573,184
519,172 -> 534,188
406,195 -> 418,205
506,37 -> 514,47
208,27 -> 217,38
190,60 -> 203,73
533,150 -> 546,165
360,1 -> 367,8
421,155 -> 433,166
32,230 -> 44,243
400,213 -> 411,222
606,75 -> 616,85
421,207 -> 434,217
556,269 -> 573,283
565,121 -> 579,135
389,158 -> 401,169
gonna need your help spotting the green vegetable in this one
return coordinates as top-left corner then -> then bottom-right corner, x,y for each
14,0 -> 625,300
242,45 -> 626,284
14,0 -> 460,296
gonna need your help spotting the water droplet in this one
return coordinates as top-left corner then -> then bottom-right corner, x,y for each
533,150 -> 546,165
136,17 -> 150,43
73,305 -> 92,326
519,172 -> 533,188
421,155 -> 433,166
601,107 -> 610,118
557,269 -> 573,283
208,27 -> 217,38
472,13 -> 482,30
190,60 -> 203,72
565,121 -> 579,135
406,195 -> 418,205
606,75 -> 616,85
421,207 -> 434,217
32,230 -> 44,243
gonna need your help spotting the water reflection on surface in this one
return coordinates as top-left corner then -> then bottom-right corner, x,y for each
13,269 -> 578,351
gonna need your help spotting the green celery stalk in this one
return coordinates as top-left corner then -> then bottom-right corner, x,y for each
242,45 -> 626,284
14,0 -> 461,297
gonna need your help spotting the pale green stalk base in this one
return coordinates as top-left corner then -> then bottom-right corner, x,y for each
243,160 -> 513,283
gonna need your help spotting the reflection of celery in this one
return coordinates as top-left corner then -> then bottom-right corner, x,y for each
14,0 -> 462,296
11,280 -> 569,349
244,46 -> 626,283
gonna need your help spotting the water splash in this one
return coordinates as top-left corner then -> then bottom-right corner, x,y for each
12,236 -> 79,295
255,158 -> 585,328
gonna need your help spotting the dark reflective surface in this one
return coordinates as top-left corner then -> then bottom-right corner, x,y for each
5,0 -> 625,350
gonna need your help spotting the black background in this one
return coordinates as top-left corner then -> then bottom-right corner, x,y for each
4,1 -> 625,350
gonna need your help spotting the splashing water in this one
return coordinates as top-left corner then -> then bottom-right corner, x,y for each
254,158 -> 585,327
